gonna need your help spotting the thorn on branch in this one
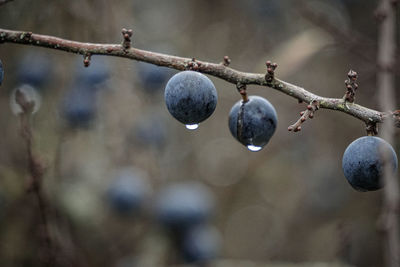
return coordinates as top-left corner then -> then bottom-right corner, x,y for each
265,60 -> 277,84
343,69 -> 358,103
83,53 -> 91,67
222,56 -> 231,66
366,123 -> 378,136
121,28 -> 133,50
187,58 -> 201,71
236,83 -> 248,103
288,100 -> 319,132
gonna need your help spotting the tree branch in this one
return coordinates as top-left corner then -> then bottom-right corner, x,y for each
376,0 -> 400,266
0,28 -> 397,129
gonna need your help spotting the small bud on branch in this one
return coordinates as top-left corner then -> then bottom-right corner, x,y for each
343,69 -> 358,103
121,28 -> 133,50
265,60 -> 278,84
222,56 -> 231,66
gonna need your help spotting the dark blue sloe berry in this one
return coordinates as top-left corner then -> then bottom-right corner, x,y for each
181,224 -> 220,264
107,168 -> 151,215
0,60 -> 4,86
228,95 -> 277,151
164,71 -> 217,126
17,52 -> 52,88
154,182 -> 214,230
61,84 -> 98,128
75,57 -> 110,87
130,113 -> 168,149
342,136 -> 398,192
138,62 -> 174,94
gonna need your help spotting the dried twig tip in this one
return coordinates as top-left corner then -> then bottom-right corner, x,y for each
288,100 -> 319,133
347,69 -> 357,80
343,69 -> 358,103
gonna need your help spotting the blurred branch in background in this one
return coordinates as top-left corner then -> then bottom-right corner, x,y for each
296,0 -> 377,65
12,87 -> 53,266
376,0 -> 400,266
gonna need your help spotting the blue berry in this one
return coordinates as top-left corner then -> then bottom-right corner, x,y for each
138,62 -> 173,94
0,60 -> 4,86
228,96 -> 277,151
130,113 -> 168,149
107,168 -> 151,215
75,57 -> 110,87
342,136 -> 398,191
181,224 -> 220,264
61,83 -> 97,128
154,182 -> 214,229
164,71 -> 217,126
17,52 -> 52,88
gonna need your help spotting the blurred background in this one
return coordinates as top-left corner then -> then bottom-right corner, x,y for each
0,0 -> 399,266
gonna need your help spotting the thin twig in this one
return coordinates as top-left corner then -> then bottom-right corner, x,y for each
15,89 -> 54,266
376,0 -> 400,267
288,100 -> 320,132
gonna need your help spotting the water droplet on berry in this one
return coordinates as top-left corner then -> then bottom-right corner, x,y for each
247,145 -> 262,152
185,124 -> 199,130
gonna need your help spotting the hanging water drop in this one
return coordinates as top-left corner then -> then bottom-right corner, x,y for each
247,145 -> 262,152
185,124 -> 199,130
